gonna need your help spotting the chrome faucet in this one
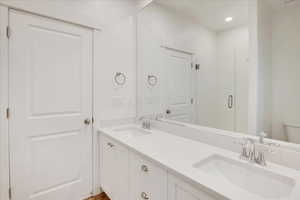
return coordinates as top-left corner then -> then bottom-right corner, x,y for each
138,113 -> 165,130
138,116 -> 151,130
238,136 -> 267,166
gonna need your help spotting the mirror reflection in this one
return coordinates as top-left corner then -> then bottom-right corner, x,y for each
258,0 -> 300,144
138,0 -> 250,132
137,0 -> 300,145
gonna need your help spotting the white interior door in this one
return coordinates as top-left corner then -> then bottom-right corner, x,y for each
216,28 -> 249,132
9,10 -> 93,200
163,48 -> 194,123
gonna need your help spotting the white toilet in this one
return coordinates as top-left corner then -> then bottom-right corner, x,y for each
284,122 -> 300,144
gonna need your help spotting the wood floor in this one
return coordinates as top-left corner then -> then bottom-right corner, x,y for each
87,193 -> 110,200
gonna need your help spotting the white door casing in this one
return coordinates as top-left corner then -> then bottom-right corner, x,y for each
0,5 -> 9,200
9,10 -> 93,200
163,48 -> 194,123
216,27 -> 249,132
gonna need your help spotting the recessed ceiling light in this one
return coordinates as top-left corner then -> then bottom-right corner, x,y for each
225,17 -> 233,22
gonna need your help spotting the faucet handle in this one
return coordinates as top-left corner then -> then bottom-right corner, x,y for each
234,138 -> 250,160
256,151 -> 267,166
240,143 -> 249,160
254,143 -> 269,166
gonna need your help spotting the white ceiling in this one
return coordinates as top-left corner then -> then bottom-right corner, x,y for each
154,0 -> 249,32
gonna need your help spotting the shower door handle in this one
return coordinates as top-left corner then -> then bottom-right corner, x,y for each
228,95 -> 233,109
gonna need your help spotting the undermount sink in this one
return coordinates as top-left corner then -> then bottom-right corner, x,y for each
193,155 -> 296,199
113,127 -> 151,139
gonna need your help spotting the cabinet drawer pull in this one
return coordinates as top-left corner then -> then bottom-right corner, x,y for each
141,192 -> 149,200
107,142 -> 114,148
141,165 -> 149,172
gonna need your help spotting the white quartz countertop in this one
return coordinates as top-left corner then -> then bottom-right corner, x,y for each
98,124 -> 300,200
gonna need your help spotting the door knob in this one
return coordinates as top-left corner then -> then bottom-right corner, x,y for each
166,109 -> 171,114
141,165 -> 149,172
84,118 -> 91,125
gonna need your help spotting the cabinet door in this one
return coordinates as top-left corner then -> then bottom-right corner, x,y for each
129,153 -> 167,200
100,135 -> 129,200
100,135 -> 115,198
112,141 -> 129,200
168,174 -> 220,200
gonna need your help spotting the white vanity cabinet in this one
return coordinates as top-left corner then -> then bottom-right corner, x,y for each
100,135 -> 129,200
168,174 -> 220,200
129,153 -> 167,200
100,133 -> 223,200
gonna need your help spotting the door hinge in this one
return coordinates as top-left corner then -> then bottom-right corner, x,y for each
8,187 -> 12,199
191,98 -> 194,104
6,108 -> 10,119
92,117 -> 94,124
6,26 -> 11,39
195,64 -> 200,71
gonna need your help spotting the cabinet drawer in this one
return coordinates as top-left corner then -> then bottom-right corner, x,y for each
129,153 -> 167,200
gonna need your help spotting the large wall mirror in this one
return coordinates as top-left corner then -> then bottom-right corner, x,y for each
137,0 -> 300,146
258,0 -> 300,145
